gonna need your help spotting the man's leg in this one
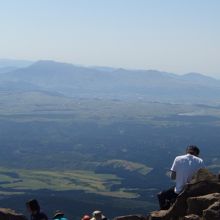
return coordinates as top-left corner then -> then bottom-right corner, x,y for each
157,187 -> 178,210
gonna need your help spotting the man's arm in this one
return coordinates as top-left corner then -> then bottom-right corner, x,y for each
170,157 -> 177,180
170,170 -> 176,180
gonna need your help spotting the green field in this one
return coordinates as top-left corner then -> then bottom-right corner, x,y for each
0,167 -> 139,198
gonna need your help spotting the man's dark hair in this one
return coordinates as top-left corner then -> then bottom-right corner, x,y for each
186,145 -> 200,156
26,199 -> 40,212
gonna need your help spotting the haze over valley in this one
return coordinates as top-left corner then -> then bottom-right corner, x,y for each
0,59 -> 220,218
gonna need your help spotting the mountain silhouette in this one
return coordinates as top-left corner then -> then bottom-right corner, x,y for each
0,60 -> 220,103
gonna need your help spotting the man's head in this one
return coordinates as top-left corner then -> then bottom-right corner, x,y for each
186,145 -> 200,156
26,199 -> 40,214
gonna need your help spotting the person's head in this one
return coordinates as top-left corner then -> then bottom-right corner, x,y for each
82,215 -> 90,220
53,210 -> 64,219
26,199 -> 40,214
186,145 -> 200,156
92,211 -> 103,220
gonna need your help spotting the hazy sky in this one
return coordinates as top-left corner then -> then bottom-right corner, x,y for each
0,0 -> 220,77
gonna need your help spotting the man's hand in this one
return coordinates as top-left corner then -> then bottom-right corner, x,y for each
170,171 -> 176,180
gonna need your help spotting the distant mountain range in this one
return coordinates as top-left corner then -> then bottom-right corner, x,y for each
0,59 -> 220,104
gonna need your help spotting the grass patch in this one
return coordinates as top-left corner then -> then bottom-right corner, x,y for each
103,160 -> 152,175
0,167 -> 138,198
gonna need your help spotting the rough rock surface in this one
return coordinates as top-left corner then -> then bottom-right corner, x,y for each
187,192 -> 220,216
203,201 -> 220,220
114,214 -> 148,220
148,168 -> 220,220
0,208 -> 27,220
183,214 -> 200,220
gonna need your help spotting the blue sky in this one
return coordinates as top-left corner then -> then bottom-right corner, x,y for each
0,0 -> 219,77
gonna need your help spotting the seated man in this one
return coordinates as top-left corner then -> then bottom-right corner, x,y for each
157,145 -> 205,210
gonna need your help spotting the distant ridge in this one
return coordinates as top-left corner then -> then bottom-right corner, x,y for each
181,72 -> 218,84
0,60 -> 220,104
0,58 -> 33,68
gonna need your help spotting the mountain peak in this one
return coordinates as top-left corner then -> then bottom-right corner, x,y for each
182,72 -> 217,81
31,60 -> 74,68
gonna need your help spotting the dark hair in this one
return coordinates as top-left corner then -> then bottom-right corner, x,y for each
26,199 -> 40,212
186,145 -> 200,156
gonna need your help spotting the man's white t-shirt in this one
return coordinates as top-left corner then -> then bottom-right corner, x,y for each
170,153 -> 205,194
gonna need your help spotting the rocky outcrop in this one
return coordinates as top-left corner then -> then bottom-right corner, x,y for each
203,201 -> 220,220
148,169 -> 220,220
0,208 -> 27,220
114,214 -> 148,220
187,192 -> 220,216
